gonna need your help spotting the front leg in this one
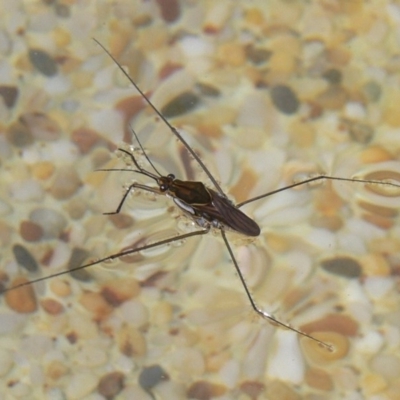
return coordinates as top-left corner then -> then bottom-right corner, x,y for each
104,183 -> 161,215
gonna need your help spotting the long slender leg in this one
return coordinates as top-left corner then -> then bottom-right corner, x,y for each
237,174 -> 400,208
104,182 -> 160,215
1,228 -> 210,294
219,229 -> 333,351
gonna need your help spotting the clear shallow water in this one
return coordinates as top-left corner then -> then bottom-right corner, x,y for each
1,1 -> 400,399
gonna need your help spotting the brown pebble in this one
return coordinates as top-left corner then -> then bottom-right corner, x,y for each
71,127 -> 101,154
20,220 -> 43,242
187,380 -> 227,400
50,166 -> 82,200
305,368 -> 333,391
5,277 -> 38,313
239,381 -> 265,399
6,119 -> 34,147
301,314 -> 359,336
301,332 -> 350,364
0,85 -> 19,108
117,324 -> 147,357
79,291 -> 113,319
155,0 -> 180,23
101,278 -> 140,307
97,371 -> 125,400
109,213 -> 134,229
40,298 -> 64,315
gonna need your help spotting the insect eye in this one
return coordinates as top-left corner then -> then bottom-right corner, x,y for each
168,174 -> 175,180
160,184 -> 167,191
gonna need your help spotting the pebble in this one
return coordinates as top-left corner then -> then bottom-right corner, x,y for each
346,120 -> 374,143
305,367 -> 333,391
239,381 -> 265,400
101,278 -> 140,306
155,0 -> 180,23
161,92 -> 200,118
12,243 -> 38,272
50,166 -> 82,200
29,207 -> 67,239
270,85 -> 299,114
79,291 -> 113,319
362,80 -> 382,102
28,48 -> 58,77
302,314 -> 359,337
301,332 -> 350,365
5,277 -> 37,313
71,127 -> 102,154
267,331 -> 305,384
54,3 -> 70,18
6,119 -> 34,147
117,324 -> 147,357
361,373 -> 387,396
138,365 -> 168,391
49,279 -> 72,297
265,380 -> 300,400
109,213 -> 134,229
67,247 -> 92,282
97,371 -> 125,399
65,371 -> 99,400
186,380 -> 227,400
320,256 -> 362,278
370,354 -> 400,382
40,298 -> 64,315
0,85 -> 18,108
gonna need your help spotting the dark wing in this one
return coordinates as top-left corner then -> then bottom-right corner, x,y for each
207,190 -> 260,237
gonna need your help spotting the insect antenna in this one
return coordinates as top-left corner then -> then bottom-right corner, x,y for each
93,38 -> 226,197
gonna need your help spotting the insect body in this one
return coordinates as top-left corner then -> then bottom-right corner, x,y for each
3,39 -> 400,352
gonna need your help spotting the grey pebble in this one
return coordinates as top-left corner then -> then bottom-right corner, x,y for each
29,48 -> 58,77
321,256 -> 362,279
270,84 -> 299,115
138,365 -> 168,391
12,244 -> 38,272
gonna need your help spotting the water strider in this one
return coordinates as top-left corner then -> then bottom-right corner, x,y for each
3,39 -> 400,351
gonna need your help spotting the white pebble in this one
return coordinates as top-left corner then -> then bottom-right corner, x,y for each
267,330 -> 305,384
355,331 -> 384,355
219,359 -> 240,388
10,179 -> 44,202
74,345 -> 107,367
364,277 -> 394,299
120,300 -> 149,327
344,101 -> 366,119
65,371 -> 98,400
